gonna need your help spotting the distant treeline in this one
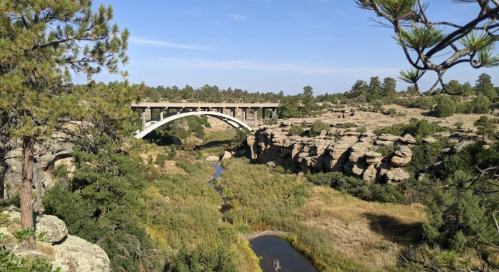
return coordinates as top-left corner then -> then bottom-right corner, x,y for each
142,84 -> 283,103
142,73 -> 497,109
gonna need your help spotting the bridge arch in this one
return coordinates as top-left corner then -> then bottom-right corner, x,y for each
134,111 -> 253,139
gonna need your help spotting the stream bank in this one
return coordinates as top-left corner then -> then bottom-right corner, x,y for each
210,161 -> 317,272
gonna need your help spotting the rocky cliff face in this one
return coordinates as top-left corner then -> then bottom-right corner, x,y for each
0,206 -> 111,272
2,122 -> 76,211
246,119 -> 472,184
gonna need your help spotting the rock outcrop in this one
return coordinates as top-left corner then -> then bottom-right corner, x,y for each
1,206 -> 111,272
3,122 -> 77,210
245,120 -> 474,183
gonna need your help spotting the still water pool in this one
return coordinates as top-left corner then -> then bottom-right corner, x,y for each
250,236 -> 317,272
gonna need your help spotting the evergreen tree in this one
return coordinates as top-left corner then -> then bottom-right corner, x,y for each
475,73 -> 496,101
0,0 -> 129,246
367,76 -> 383,101
382,77 -> 397,97
462,82 -> 474,97
474,116 -> 497,141
348,80 -> 369,99
435,96 -> 457,118
301,85 -> 316,114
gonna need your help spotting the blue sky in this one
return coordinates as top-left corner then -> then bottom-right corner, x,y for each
89,0 -> 499,95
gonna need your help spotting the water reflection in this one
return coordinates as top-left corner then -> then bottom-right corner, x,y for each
250,236 -> 316,272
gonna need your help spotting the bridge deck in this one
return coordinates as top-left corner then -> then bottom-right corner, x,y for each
131,102 -> 279,109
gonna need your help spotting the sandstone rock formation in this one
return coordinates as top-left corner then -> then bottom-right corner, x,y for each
1,206 -> 111,272
3,122 -> 76,211
391,146 -> 412,167
244,119 -> 472,184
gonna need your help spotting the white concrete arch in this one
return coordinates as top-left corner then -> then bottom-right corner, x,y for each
134,111 -> 252,139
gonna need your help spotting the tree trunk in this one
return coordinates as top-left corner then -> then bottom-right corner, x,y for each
0,144 -> 5,200
0,111 -> 9,200
21,136 -> 35,248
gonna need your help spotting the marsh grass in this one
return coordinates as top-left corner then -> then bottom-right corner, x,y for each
220,158 -> 428,272
141,146 -> 261,271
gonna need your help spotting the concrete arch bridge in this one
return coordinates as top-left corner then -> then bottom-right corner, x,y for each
131,102 -> 279,139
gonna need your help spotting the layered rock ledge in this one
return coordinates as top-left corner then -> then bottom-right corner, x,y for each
245,119 -> 474,184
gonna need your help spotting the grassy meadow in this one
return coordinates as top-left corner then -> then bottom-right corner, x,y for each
219,158 -> 427,272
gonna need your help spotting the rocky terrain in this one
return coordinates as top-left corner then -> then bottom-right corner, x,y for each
246,105 -> 482,183
2,122 -> 76,211
0,206 -> 111,272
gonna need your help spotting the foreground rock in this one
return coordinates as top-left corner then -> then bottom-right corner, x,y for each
1,206 -> 111,272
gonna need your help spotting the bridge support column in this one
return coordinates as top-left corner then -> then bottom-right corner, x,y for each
141,108 -> 146,130
271,109 -> 276,119
242,109 -> 247,123
261,107 -> 266,120
230,108 -> 236,118
254,110 -> 258,126
160,111 -> 164,121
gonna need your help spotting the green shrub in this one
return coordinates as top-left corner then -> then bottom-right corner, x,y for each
471,94 -> 491,114
413,97 -> 435,110
387,108 -> 397,116
155,154 -> 168,167
310,120 -> 329,137
356,126 -> 367,134
371,99 -> 385,112
289,125 -> 305,136
376,145 -> 397,156
52,164 -> 68,179
407,141 -> 444,174
435,96 -> 456,118
165,245 -> 237,272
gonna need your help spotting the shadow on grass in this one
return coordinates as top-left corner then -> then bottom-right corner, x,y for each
363,213 -> 424,245
195,140 -> 233,150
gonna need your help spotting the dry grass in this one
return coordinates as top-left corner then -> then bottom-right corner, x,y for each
294,186 -> 427,271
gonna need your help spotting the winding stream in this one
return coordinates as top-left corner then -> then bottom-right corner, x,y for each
211,162 -> 317,272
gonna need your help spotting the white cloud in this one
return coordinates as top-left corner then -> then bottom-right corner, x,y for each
132,57 -> 398,75
129,37 -> 210,50
228,14 -> 247,21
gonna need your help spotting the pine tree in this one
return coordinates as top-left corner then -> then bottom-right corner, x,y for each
0,0 -> 129,247
475,73 -> 496,101
382,77 -> 397,97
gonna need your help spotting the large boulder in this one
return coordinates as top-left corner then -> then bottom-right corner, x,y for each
363,164 -> 378,182
35,214 -> 68,244
324,136 -> 358,171
348,142 -> 369,163
1,205 -> 111,272
400,134 -> 417,144
391,145 -> 412,167
385,168 -> 410,183
221,151 -> 232,160
365,151 -> 383,166
378,134 -> 400,142
53,235 -> 111,272
205,156 -> 219,163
